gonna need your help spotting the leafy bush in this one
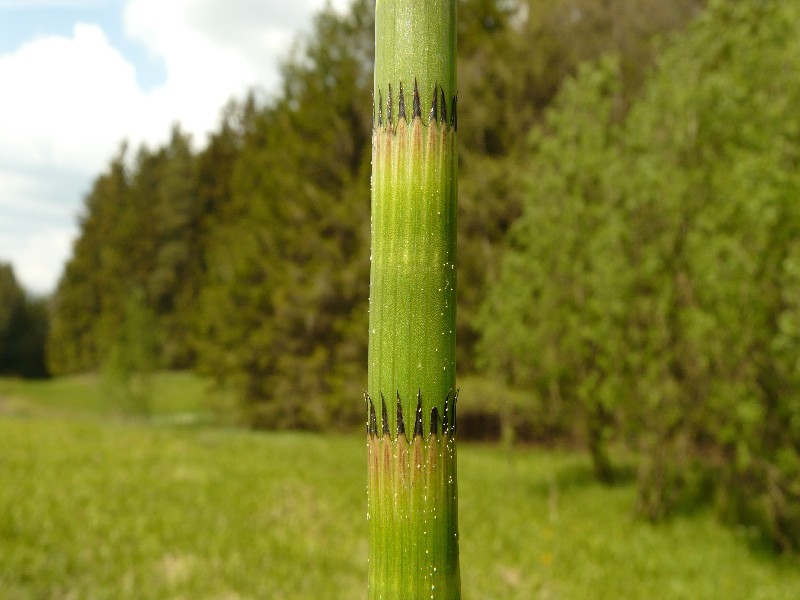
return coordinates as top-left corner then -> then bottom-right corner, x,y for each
481,0 -> 800,549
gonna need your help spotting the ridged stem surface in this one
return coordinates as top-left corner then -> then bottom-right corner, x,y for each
368,116 -> 457,431
368,1 -> 459,597
368,429 -> 459,599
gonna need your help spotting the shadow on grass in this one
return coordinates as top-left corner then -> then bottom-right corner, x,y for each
554,459 -> 637,490
514,456 -> 638,500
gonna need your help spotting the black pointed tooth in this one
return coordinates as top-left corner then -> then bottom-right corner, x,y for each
396,391 -> 405,437
414,390 -> 424,438
451,94 -> 458,130
367,394 -> 377,436
381,393 -> 390,436
387,84 -> 393,127
440,87 -> 447,126
430,406 -> 439,437
429,84 -> 438,123
412,79 -> 421,120
398,82 -> 406,121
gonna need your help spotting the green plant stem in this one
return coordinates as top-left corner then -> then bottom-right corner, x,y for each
368,0 -> 460,597
368,423 -> 459,598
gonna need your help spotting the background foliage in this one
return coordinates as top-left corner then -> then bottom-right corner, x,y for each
7,0 -> 793,550
481,0 -> 800,549
0,263 -> 48,379
46,0 -> 703,419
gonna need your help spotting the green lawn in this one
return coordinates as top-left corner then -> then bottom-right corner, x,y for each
0,371 -> 215,421
0,376 -> 798,599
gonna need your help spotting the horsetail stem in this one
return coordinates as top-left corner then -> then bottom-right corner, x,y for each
367,0 -> 460,597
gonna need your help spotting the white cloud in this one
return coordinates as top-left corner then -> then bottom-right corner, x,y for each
0,21 -> 146,293
124,0 -> 279,138
0,225 -> 76,295
0,0 -> 355,293
0,23 -> 142,173
0,170 -> 81,294
123,0 -> 353,129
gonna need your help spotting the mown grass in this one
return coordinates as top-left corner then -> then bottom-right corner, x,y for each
1,375 -> 798,599
0,371 -> 213,421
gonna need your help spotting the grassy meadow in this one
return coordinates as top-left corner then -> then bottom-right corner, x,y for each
1,373 -> 798,599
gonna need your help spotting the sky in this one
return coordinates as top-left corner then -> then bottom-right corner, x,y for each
0,0 -> 350,295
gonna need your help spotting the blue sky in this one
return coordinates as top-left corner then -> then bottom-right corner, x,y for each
0,1 -> 167,89
0,0 -> 348,294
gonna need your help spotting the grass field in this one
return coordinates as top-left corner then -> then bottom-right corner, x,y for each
1,374 -> 798,599
0,371 -> 215,422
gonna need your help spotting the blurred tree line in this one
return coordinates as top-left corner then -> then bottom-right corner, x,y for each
48,0 -> 703,414
43,0 -> 800,548
0,263 -> 48,378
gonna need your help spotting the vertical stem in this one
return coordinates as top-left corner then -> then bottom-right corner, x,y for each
367,0 -> 459,598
